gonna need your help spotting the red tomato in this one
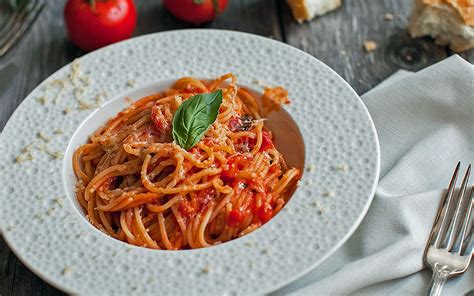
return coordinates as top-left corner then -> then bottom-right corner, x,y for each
163,0 -> 229,25
64,0 -> 137,51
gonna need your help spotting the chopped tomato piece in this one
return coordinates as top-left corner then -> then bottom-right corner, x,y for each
259,130 -> 274,151
150,103 -> 170,135
228,116 -> 240,132
221,154 -> 249,182
257,202 -> 273,223
228,209 -> 244,226
195,187 -> 216,212
268,164 -> 280,175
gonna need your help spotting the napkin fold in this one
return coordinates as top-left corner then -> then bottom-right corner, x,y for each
276,55 -> 474,295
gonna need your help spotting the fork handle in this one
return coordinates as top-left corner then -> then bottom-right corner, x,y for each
427,269 -> 448,296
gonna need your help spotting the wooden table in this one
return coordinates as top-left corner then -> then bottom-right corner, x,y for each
0,0 -> 472,294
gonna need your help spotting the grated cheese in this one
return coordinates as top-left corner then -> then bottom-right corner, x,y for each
46,148 -> 63,159
37,131 -> 51,143
80,75 -> 92,86
77,99 -> 96,110
53,196 -> 63,207
252,79 -> 266,87
335,163 -> 349,173
53,128 -> 64,135
323,190 -> 334,197
21,143 -> 35,153
306,163 -> 316,172
95,93 -> 104,106
74,87 -> 85,100
127,79 -> 136,87
311,200 -> 326,214
63,107 -> 73,115
70,59 -> 82,85
35,143 -> 46,151
15,152 -> 34,163
62,266 -> 73,276
36,96 -> 48,105
46,206 -> 56,216
47,79 -> 67,105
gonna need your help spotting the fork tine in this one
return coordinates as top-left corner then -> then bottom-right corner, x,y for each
0,0 -> 34,42
0,0 -> 43,57
0,3 -> 26,37
446,165 -> 471,251
455,186 -> 473,255
430,162 -> 460,247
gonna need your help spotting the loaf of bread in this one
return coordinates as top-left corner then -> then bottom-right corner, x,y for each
409,0 -> 474,52
287,0 -> 342,23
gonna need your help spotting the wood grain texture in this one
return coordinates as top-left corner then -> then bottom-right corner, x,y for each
279,0 -> 463,94
0,0 -> 472,295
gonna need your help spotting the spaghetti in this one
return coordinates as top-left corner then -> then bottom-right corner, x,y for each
73,74 -> 301,250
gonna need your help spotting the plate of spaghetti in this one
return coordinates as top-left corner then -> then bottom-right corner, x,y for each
0,30 -> 380,295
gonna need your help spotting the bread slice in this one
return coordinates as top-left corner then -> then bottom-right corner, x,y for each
287,0 -> 342,23
409,0 -> 474,52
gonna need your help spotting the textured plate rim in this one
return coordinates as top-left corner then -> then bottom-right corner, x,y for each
0,29 -> 381,294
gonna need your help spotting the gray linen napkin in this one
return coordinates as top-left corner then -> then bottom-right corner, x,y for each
277,55 -> 474,295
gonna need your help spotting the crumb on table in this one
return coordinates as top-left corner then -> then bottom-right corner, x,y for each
384,13 -> 394,21
363,40 -> 378,52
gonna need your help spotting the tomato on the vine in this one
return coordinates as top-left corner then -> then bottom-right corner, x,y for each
163,0 -> 229,25
64,0 -> 137,51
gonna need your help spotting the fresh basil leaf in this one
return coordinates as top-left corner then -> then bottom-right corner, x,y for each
172,90 -> 223,150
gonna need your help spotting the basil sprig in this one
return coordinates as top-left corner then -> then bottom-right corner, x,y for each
172,90 -> 223,150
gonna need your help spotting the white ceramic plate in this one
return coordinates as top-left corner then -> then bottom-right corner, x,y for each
0,30 -> 380,295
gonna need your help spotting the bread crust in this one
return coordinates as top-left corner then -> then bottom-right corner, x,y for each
409,0 -> 474,52
423,0 -> 473,26
287,0 -> 342,23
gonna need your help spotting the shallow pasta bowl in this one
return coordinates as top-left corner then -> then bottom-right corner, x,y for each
0,29 -> 380,295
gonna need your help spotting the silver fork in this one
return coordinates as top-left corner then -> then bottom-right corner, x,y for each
424,162 -> 473,296
0,0 -> 44,57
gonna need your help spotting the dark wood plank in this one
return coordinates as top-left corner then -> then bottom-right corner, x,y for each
279,0 -> 461,94
0,238 -> 59,296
